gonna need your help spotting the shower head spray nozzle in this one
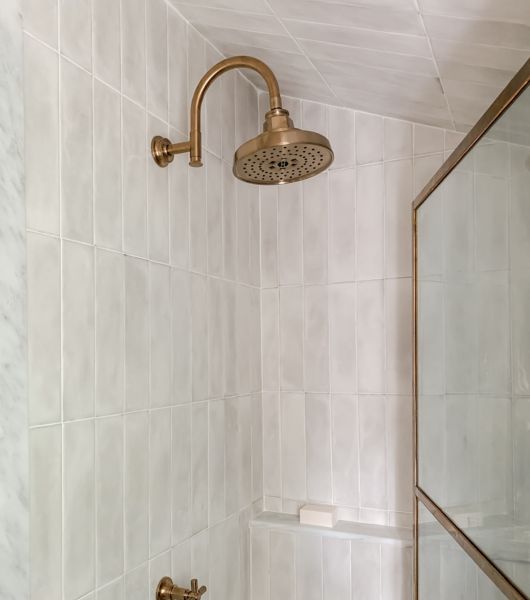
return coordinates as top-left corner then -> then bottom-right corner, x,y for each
151,56 -> 333,185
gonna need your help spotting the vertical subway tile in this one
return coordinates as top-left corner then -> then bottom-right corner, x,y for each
359,395 -> 387,510
250,187 -> 261,288
356,113 -> 383,165
60,0 -> 92,71
27,233 -> 61,425
351,540 -> 381,600
239,396 -> 252,509
61,59 -> 93,243
225,396 -> 240,516
221,72 -> 236,164
209,399 -> 226,525
149,263 -> 171,408
121,0 -> 146,106
146,0 -> 168,120
262,391 -> 282,498
281,392 -> 306,501
384,118 -> 412,161
385,159 -> 413,278
207,155 -> 223,276
93,0 -> 120,89
168,10 -> 188,134
125,257 -> 149,411
306,394 -> 332,503
236,285 -> 251,394
95,249 -> 125,416
169,133 -> 189,269
278,183 -> 303,285
251,527 -> 269,600
24,35 -> 59,234
208,277 -> 224,399
187,27 -> 206,107
191,530 -> 209,590
189,164 -> 207,273
223,281 -> 237,396
192,403 -> 209,533
96,416 -> 124,587
329,169 -> 355,283
122,98 -> 147,257
280,286 -> 304,390
22,0 -> 58,47
270,531 -> 295,599
357,280 -> 384,394
191,273 -> 208,402
172,405 -> 192,544
381,546 -> 412,600
150,408 -> 172,555
385,278 -> 412,395
252,393 -> 264,502
237,181 -> 251,285
323,538 -> 351,600
386,396 -> 413,514
149,552 -> 171,596
223,163 -> 237,281
30,426 -> 61,599
171,269 -> 191,404
171,539 -> 191,585
94,80 -> 122,251
414,123 -> 444,156
331,394 -> 359,508
262,288 -> 279,391
148,115 -> 170,262
329,283 -> 356,394
303,173 -> 328,284
356,163 -> 384,280
328,106 -> 355,169
124,411 -> 149,569
304,285 -> 329,392
204,45 -> 223,158
64,420 -> 95,600
260,186 -> 279,288
62,241 -> 95,420
296,534 -> 323,600
97,578 -> 123,600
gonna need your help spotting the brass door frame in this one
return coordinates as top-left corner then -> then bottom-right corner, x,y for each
412,59 -> 530,600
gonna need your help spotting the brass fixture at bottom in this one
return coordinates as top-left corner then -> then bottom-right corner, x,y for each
156,577 -> 207,600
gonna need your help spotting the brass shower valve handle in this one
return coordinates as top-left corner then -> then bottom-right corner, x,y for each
156,576 -> 207,600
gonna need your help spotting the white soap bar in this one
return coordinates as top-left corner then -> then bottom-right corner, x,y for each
299,504 -> 337,528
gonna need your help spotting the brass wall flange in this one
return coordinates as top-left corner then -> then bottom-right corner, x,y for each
156,576 -> 207,600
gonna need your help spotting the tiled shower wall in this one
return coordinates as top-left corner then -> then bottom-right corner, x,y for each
23,1 -> 262,599
259,93 -> 464,529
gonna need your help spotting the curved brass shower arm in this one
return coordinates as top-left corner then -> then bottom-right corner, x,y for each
151,56 -> 283,169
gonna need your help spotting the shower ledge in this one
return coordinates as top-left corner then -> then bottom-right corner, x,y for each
250,511 -> 412,547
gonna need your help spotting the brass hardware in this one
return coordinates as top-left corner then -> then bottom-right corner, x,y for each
156,577 -> 207,600
150,55 -> 333,184
412,58 -> 530,600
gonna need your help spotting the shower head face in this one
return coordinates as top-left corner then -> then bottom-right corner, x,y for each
233,109 -> 334,185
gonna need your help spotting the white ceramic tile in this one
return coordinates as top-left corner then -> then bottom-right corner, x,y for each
122,98 -> 147,257
414,123 -> 445,156
278,184 -> 303,285
251,527 -> 269,600
22,0 -> 58,47
223,281 -> 237,396
60,0 -> 91,70
329,169 -> 355,283
384,278 -> 412,395
24,35 -> 59,234
281,393 -> 307,501
93,0 -> 120,89
64,420 -> 95,600
384,118 -> 413,161
331,394 -> 359,507
303,173 -> 328,284
304,285 -> 329,393
148,115 -> 170,262
381,545 -> 412,600
168,10 -> 188,134
121,0 -> 146,106
172,405 -> 191,543
356,163 -> 384,280
329,283 -> 356,393
270,531 -> 295,598
357,280 -> 385,394
204,45 -> 223,158
95,249 -> 125,416
169,132 -> 189,269
279,286 -> 304,391
30,426 -> 61,599
124,411 -> 149,570
96,416 -> 124,586
192,403 -> 209,533
263,392 -> 282,497
224,396 -> 240,515
351,539 -> 381,599
97,578 -> 123,600
327,107 -> 356,169
94,80 -> 122,250
295,534 -> 323,600
356,112 -> 384,165
252,393 -> 264,501
27,233 -> 61,425
149,263 -> 171,407
189,163 -> 207,274
207,155 -> 223,276
209,399 -> 226,525
125,257 -> 149,411
149,551 -> 171,596
178,4 -> 282,35
171,269 -> 191,404
150,408 -> 172,555
306,394 -> 332,503
385,396 -> 412,513
60,59 -> 93,243
222,162 -> 237,281
147,0 -> 168,120
260,186 -> 278,288
323,538 -> 351,600
171,539 -> 191,585
62,241 -> 95,420
191,274 -> 208,402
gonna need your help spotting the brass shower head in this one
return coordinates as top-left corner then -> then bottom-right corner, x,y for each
151,56 -> 333,185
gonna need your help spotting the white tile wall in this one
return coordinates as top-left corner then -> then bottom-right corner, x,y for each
260,97 -> 454,529
24,2 -> 262,599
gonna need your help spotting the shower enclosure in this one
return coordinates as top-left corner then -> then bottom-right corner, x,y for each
414,60 -> 530,599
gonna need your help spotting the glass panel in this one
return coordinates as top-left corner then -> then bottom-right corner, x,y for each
419,503 -> 509,600
417,84 -> 530,596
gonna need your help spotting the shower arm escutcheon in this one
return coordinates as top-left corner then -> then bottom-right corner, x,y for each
151,55 -> 283,168
156,576 -> 207,600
